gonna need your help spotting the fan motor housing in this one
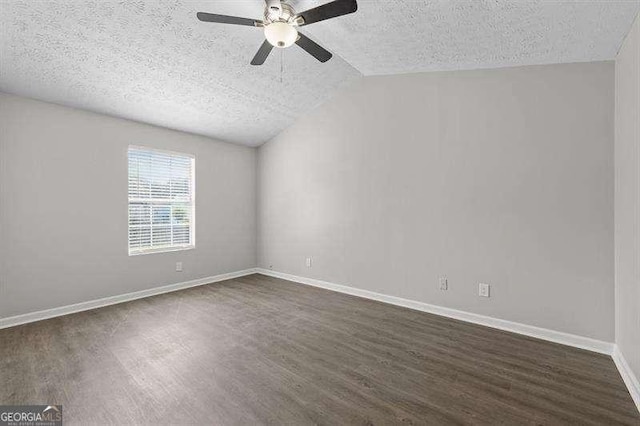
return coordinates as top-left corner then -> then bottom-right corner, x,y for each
264,2 -> 298,25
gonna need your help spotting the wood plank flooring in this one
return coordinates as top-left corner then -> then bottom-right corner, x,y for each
0,274 -> 638,425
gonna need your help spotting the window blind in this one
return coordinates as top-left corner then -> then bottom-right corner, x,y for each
128,146 -> 195,255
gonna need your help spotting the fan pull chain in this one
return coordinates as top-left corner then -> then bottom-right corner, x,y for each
280,49 -> 284,84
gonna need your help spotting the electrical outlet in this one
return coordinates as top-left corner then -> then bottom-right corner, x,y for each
479,283 -> 490,297
176,262 -> 183,272
439,277 -> 448,291
306,257 -> 312,267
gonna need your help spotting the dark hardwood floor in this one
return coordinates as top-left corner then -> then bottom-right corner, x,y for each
0,274 -> 638,425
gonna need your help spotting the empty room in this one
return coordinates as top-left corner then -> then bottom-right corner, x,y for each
1,0 -> 640,424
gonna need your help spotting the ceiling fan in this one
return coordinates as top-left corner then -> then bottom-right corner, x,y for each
197,0 -> 357,65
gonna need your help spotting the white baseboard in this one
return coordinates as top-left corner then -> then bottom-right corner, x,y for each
0,268 -> 257,330
613,345 -> 640,412
256,268 -> 614,355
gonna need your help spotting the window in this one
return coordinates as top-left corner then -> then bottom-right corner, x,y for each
128,146 -> 195,255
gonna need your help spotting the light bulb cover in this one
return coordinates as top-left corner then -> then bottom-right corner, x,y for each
264,22 -> 298,48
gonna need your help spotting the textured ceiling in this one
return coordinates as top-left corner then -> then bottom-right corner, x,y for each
298,0 -> 640,75
1,1 -> 639,146
0,0 -> 361,146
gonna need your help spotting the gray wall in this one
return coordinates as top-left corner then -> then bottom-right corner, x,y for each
0,93 -> 257,318
615,14 -> 640,381
0,61 -> 619,345
258,62 -> 615,341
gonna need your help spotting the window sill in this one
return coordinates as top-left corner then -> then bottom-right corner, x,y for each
129,245 -> 195,256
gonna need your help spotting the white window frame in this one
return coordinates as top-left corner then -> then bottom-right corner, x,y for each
128,145 -> 196,256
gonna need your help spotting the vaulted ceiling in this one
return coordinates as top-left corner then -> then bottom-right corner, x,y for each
1,0 -> 638,146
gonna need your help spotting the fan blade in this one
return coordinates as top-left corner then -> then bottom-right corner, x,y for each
297,0 -> 357,26
295,32 -> 332,63
251,40 -> 274,65
197,12 -> 260,27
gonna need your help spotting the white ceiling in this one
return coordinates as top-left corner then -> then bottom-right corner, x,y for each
1,1 -> 638,147
298,0 -> 640,75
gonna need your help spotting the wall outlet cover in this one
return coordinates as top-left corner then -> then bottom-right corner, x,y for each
176,262 -> 183,272
479,283 -> 490,297
439,277 -> 448,291
306,257 -> 312,267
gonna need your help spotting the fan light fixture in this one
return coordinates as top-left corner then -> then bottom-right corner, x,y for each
196,0 -> 358,65
264,22 -> 298,48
